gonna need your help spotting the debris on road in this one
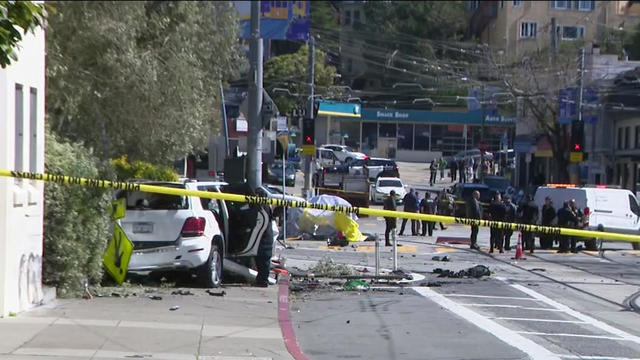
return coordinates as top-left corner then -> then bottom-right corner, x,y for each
148,295 -> 163,300
343,279 -> 370,291
309,257 -> 356,277
433,265 -> 491,279
431,256 -> 451,262
169,306 -> 180,311
171,290 -> 194,295
205,290 -> 226,297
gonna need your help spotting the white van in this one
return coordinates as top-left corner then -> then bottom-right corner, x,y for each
533,185 -> 640,250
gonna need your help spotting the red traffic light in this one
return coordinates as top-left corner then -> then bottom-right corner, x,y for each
304,135 -> 312,144
573,143 -> 581,151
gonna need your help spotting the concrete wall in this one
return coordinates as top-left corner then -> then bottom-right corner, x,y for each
0,26 -> 46,317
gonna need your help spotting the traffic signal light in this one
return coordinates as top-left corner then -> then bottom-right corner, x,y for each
570,120 -> 584,152
302,118 -> 314,145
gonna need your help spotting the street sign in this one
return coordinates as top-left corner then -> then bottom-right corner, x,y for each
103,223 -> 134,284
109,198 -> 126,221
570,151 -> 584,163
301,144 -> 315,156
276,116 -> 288,131
558,87 -> 599,125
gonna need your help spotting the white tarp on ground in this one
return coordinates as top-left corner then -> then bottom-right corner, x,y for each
285,195 -> 365,242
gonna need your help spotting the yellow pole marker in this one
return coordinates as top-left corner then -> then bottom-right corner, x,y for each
2,169 -> 640,243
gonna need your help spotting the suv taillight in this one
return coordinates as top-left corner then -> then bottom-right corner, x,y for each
181,217 -> 206,237
583,207 -> 590,227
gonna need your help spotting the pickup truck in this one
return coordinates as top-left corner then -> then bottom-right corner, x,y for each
316,170 -> 370,208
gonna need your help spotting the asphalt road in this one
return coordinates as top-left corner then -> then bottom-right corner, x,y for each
279,161 -> 640,360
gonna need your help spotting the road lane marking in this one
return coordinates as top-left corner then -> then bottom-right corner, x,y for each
444,294 -> 541,301
490,317 -> 588,324
517,331 -> 626,341
466,304 -> 564,311
510,283 -> 640,345
202,326 -> 282,339
555,355 -> 640,360
412,287 -> 561,360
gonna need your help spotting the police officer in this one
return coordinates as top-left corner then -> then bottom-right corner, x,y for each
557,200 -> 578,253
384,190 -> 397,246
518,195 -> 539,253
540,196 -> 556,249
399,189 -> 418,236
255,205 -> 274,287
488,192 -> 506,253
467,190 -> 481,250
420,192 -> 437,237
503,194 -> 517,251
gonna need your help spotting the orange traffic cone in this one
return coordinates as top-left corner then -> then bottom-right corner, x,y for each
513,233 -> 525,260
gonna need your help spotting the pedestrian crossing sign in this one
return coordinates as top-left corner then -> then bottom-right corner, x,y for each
103,223 -> 134,284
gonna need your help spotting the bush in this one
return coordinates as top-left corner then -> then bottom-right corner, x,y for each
43,128 -> 113,297
110,155 -> 178,181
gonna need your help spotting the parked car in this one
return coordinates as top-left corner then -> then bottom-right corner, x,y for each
266,161 -> 296,187
534,184 -> 640,250
482,175 -> 516,197
322,144 -> 368,163
366,158 -> 399,180
116,180 -> 273,288
371,177 -> 406,204
315,147 -> 340,169
449,182 -> 493,218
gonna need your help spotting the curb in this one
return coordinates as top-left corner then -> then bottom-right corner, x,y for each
278,277 -> 309,360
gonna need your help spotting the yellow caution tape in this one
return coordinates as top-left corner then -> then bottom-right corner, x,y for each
315,186 -> 369,196
2,169 -> 640,243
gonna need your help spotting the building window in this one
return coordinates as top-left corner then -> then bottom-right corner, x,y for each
618,127 -> 624,150
29,88 -> 38,173
398,124 -> 414,150
15,84 -> 24,172
362,122 -> 378,155
625,126 -> 631,149
414,124 -> 430,151
379,123 -> 397,138
557,25 -> 585,40
353,10 -> 360,23
520,22 -> 538,38
577,0 -> 595,10
550,0 -> 570,9
513,0 -> 521,6
344,10 -> 351,25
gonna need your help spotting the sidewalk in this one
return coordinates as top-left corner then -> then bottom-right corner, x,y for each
0,284 -> 295,360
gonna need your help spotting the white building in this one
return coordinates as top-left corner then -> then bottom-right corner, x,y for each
0,24 -> 47,316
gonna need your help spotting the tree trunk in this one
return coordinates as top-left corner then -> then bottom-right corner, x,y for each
548,124 -> 570,183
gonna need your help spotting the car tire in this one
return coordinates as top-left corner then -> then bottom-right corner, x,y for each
198,243 -> 222,288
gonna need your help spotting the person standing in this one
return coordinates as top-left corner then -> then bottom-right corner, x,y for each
488,192 -> 506,253
540,196 -> 556,249
255,205 -> 274,287
429,159 -> 438,186
467,190 -> 482,250
414,190 -> 422,235
503,195 -> 517,251
436,190 -> 450,230
440,158 -> 447,180
458,158 -> 466,183
569,199 -> 583,253
420,192 -> 437,236
518,195 -> 539,253
450,157 -> 458,182
383,190 -> 398,246
557,200 -> 578,253
399,189 -> 418,236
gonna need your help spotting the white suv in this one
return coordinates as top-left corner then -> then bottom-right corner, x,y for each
321,144 -> 367,163
117,181 -> 272,287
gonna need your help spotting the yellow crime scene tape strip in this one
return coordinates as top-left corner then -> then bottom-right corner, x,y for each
2,169 -> 640,243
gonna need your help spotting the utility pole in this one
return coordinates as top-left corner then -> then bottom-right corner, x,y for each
479,84 -> 486,182
578,47 -> 585,123
247,1 -> 263,189
302,36 -> 315,199
551,17 -> 558,66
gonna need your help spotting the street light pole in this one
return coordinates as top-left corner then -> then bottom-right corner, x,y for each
247,1 -> 263,189
302,36 -> 315,199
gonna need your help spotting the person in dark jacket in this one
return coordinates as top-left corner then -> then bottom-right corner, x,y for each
518,195 -> 539,253
488,193 -> 506,253
503,195 -> 517,251
255,205 -> 274,287
436,190 -> 450,230
420,192 -> 437,236
383,190 -> 398,246
399,190 -> 419,236
467,190 -> 482,250
429,159 -> 438,186
450,157 -> 458,182
557,200 -> 579,253
540,196 -> 556,249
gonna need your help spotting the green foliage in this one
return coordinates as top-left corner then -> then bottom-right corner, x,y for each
310,1 -> 337,30
110,155 -> 178,181
43,127 -> 113,297
265,45 -> 339,115
46,1 -> 242,164
0,0 -> 47,68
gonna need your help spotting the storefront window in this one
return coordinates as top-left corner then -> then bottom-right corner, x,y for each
398,124 -> 414,150
414,124 -> 429,150
341,120 -> 361,150
379,123 -> 397,138
431,125 -> 445,152
362,122 -> 378,156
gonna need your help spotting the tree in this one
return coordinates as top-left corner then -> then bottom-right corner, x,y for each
482,46 -> 583,182
0,0 -> 47,68
264,45 -> 340,115
46,1 -> 243,164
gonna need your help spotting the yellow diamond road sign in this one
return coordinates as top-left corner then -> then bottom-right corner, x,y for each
103,223 -> 134,284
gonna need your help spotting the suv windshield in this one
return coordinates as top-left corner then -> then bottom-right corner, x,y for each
379,180 -> 402,187
483,177 -> 511,191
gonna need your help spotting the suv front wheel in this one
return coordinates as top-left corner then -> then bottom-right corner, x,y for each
198,243 -> 222,288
